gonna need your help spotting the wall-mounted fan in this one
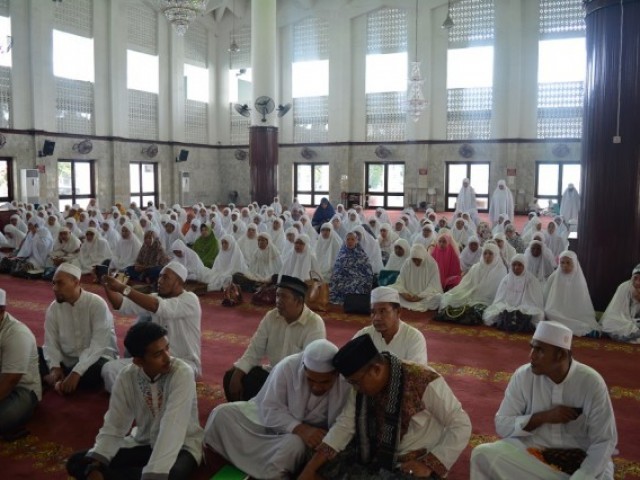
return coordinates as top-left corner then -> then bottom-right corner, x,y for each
375,144 -> 391,159
255,96 -> 275,122
141,144 -> 159,158
277,103 -> 292,117
234,149 -> 248,161
73,139 -> 93,155
234,103 -> 251,117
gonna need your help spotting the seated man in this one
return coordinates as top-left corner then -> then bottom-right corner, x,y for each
205,339 -> 350,478
224,275 -> 326,401
101,261 -> 201,392
354,286 -> 427,364
299,335 -> 471,479
41,263 -> 118,394
0,288 -> 41,438
470,321 -> 618,480
66,322 -> 203,480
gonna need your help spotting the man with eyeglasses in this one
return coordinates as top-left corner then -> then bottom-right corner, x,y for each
299,335 -> 471,479
353,286 -> 427,364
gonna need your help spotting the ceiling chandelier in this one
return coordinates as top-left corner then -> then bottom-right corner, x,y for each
157,0 -> 209,36
407,0 -> 427,122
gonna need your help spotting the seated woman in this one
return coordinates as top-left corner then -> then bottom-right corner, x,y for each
544,220 -> 567,259
544,251 -> 600,337
412,223 -> 437,250
483,254 -> 545,331
352,225 -> 384,275
184,219 -> 200,246
459,236 -> 482,274
451,218 -> 470,250
378,238 -> 410,287
601,264 -> 640,343
8,219 -> 53,274
75,227 -> 112,274
329,231 -> 373,304
377,223 -> 398,265
208,234 -> 248,292
125,230 -> 169,284
475,221 -> 493,246
280,234 -> 319,281
504,224 -> 526,254
108,222 -> 142,273
237,224 -> 259,263
439,243 -> 507,323
311,197 -> 335,231
390,244 -> 442,312
192,223 -> 219,268
393,219 -> 412,243
2,224 -> 25,256
234,232 -> 283,291
431,233 -> 462,290
524,239 -> 556,283
330,215 -> 348,240
170,239 -> 212,284
315,223 -> 342,282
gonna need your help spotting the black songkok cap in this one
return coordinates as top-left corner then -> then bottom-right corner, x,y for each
332,334 -> 379,377
276,274 -> 308,297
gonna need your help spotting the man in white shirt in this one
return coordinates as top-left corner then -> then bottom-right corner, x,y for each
100,261 -> 201,392
224,275 -> 326,401
299,335 -> 471,480
66,321 -> 203,480
470,321 -> 618,480
41,263 -> 118,394
0,288 -> 41,439
354,286 -> 427,364
205,339 -> 350,478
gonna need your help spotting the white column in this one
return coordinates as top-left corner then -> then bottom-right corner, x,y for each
168,27 -> 185,142
350,13 -> 367,142
429,2 -> 449,141
519,0 -> 541,138
207,25 -> 217,144
93,0 -> 110,136
28,0 -> 55,132
251,0 -> 277,126
327,13 -> 352,142
158,11 -> 171,141
278,24 -> 293,143
108,0 -> 128,138
9,0 -> 32,130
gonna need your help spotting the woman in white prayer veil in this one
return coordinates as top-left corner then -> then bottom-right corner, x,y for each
289,197 -> 303,214
543,251 -> 600,337
459,236 -> 483,273
183,219 -> 200,246
524,240 -> 556,283
601,264 -> 640,342
170,239 -> 212,283
280,234 -> 319,281
331,215 -> 348,240
384,238 -> 411,272
315,223 -> 342,282
101,220 -> 121,253
280,227 -> 297,262
559,183 -> 581,222
237,224 -> 259,263
108,222 -> 142,273
246,232 -> 283,283
390,244 -> 443,312
46,215 -> 61,240
451,218 -> 470,250
268,218 -> 287,253
352,225 -> 384,275
299,215 -> 318,248
544,220 -> 567,259
440,243 -> 507,310
374,207 -> 390,225
75,227 -> 112,274
2,224 -> 25,253
494,233 -> 516,269
377,223 -> 398,264
231,219 -> 247,241
208,235 -> 248,291
367,216 -> 381,238
483,254 -> 544,327
412,223 -> 437,250
488,179 -> 515,225
342,209 -> 360,232
65,218 -> 83,239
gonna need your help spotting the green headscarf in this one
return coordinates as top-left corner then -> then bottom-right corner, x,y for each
192,224 -> 219,268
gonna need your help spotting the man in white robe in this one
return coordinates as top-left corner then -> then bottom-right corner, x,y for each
353,286 -> 427,364
41,263 -> 118,394
204,340 -> 350,479
223,275 -> 326,402
101,261 -> 202,392
489,179 -> 515,225
560,183 -> 581,223
470,321 -> 618,480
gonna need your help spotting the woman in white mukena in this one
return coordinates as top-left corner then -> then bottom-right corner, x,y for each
601,264 -> 640,343
208,235 -> 248,292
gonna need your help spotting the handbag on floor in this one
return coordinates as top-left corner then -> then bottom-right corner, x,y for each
435,304 -> 485,326
495,309 -> 535,333
222,282 -> 243,307
251,282 -> 277,306
305,270 -> 329,312
343,293 -> 371,314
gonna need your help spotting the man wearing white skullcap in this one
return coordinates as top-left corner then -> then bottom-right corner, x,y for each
471,321 -> 618,480
0,288 -> 41,438
42,263 -> 118,395
204,339 -> 350,479
353,286 -> 427,364
100,260 -> 201,392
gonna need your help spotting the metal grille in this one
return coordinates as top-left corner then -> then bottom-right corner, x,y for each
366,92 -> 407,142
185,21 -> 208,67
56,77 -> 94,135
294,96 -> 328,143
447,87 -> 492,140
0,0 -> 9,17
448,0 -> 494,48
293,17 -> 329,61
537,81 -> 583,138
185,99 -> 208,144
230,103 -> 249,145
229,26 -> 251,70
53,0 -> 92,37
128,2 -> 158,55
0,66 -> 10,128
128,90 -> 158,140
540,0 -> 585,38
367,7 -> 407,54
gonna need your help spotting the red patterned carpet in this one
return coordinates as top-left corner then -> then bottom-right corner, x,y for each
1,275 -> 639,479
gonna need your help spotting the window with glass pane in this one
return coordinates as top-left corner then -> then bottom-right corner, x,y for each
127,50 -> 159,93
0,158 -> 13,201
0,16 -> 12,68
57,160 -> 95,211
130,162 -> 158,209
294,163 -> 329,207
445,162 -> 490,211
365,163 -> 405,209
53,30 -> 94,82
535,161 -> 581,208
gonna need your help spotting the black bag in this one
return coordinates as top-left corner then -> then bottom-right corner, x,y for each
435,304 -> 485,326
343,293 -> 371,314
495,309 -> 535,333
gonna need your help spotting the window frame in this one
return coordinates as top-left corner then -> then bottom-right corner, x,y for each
445,161 -> 490,213
129,161 -> 159,209
293,162 -> 330,207
0,157 -> 13,202
534,160 -> 581,207
365,162 -> 405,210
57,159 -> 95,209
